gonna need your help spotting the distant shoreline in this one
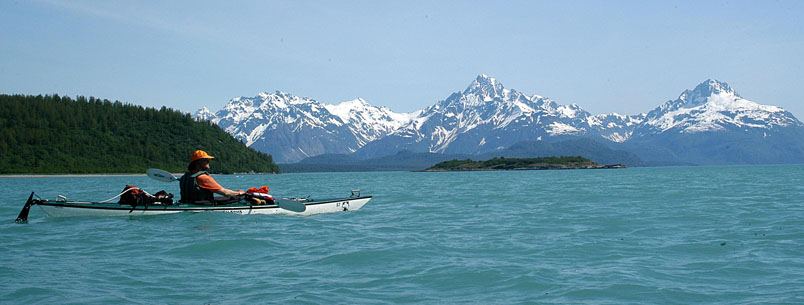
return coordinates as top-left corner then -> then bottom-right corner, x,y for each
419,164 -> 627,172
422,156 -> 627,172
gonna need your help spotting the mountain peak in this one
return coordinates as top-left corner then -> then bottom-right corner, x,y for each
692,79 -> 737,97
194,106 -> 216,121
464,74 -> 505,96
672,79 -> 740,109
325,98 -> 370,123
338,97 -> 370,107
476,73 -> 494,82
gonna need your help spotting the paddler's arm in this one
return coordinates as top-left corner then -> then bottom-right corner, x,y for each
197,175 -> 244,197
214,188 -> 244,197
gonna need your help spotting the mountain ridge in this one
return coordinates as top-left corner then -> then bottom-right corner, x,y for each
197,75 -> 804,165
198,91 -> 417,163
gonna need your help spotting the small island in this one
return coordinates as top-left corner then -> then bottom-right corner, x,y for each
423,156 -> 626,171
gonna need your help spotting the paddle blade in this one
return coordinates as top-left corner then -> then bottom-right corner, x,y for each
277,199 -> 306,213
15,192 -> 35,223
146,168 -> 178,183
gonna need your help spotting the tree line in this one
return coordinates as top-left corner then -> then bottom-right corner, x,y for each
0,94 -> 279,174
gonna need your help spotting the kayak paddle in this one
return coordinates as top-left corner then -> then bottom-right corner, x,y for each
145,168 -> 306,212
273,199 -> 307,213
146,168 -> 178,182
15,192 -> 35,223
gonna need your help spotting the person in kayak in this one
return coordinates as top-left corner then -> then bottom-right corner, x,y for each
179,150 -> 244,203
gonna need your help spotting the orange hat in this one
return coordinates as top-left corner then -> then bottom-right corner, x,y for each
190,150 -> 215,162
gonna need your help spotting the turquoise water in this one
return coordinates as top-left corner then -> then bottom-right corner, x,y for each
2,166 -> 804,304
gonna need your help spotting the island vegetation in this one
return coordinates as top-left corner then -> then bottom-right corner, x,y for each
424,156 -> 625,171
0,94 -> 279,174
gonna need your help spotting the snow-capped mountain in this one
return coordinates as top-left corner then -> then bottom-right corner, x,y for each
620,79 -> 804,165
198,92 -> 414,163
198,75 -> 804,165
587,113 -> 646,143
354,75 -> 643,158
324,98 -> 419,147
634,79 -> 803,135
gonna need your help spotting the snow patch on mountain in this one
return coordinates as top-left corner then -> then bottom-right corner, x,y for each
323,98 -> 418,139
546,122 -> 582,135
194,106 -> 216,121
246,123 -> 269,146
587,113 -> 645,142
603,132 -> 631,143
557,104 -> 581,118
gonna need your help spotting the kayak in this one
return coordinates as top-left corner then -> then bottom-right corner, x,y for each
14,169 -> 372,222
15,191 -> 372,222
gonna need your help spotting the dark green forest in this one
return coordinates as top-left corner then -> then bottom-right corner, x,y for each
0,94 -> 279,174
427,156 -> 599,171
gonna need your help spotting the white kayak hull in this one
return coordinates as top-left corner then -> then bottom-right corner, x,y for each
35,196 -> 372,218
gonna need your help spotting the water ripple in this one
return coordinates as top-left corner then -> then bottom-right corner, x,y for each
2,166 -> 804,303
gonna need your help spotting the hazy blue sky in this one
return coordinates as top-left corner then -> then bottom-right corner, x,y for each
2,0 -> 803,117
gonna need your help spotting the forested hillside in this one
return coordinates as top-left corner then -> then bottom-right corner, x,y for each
0,94 -> 279,174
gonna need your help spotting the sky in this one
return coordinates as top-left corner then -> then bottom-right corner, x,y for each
2,0 -> 803,118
